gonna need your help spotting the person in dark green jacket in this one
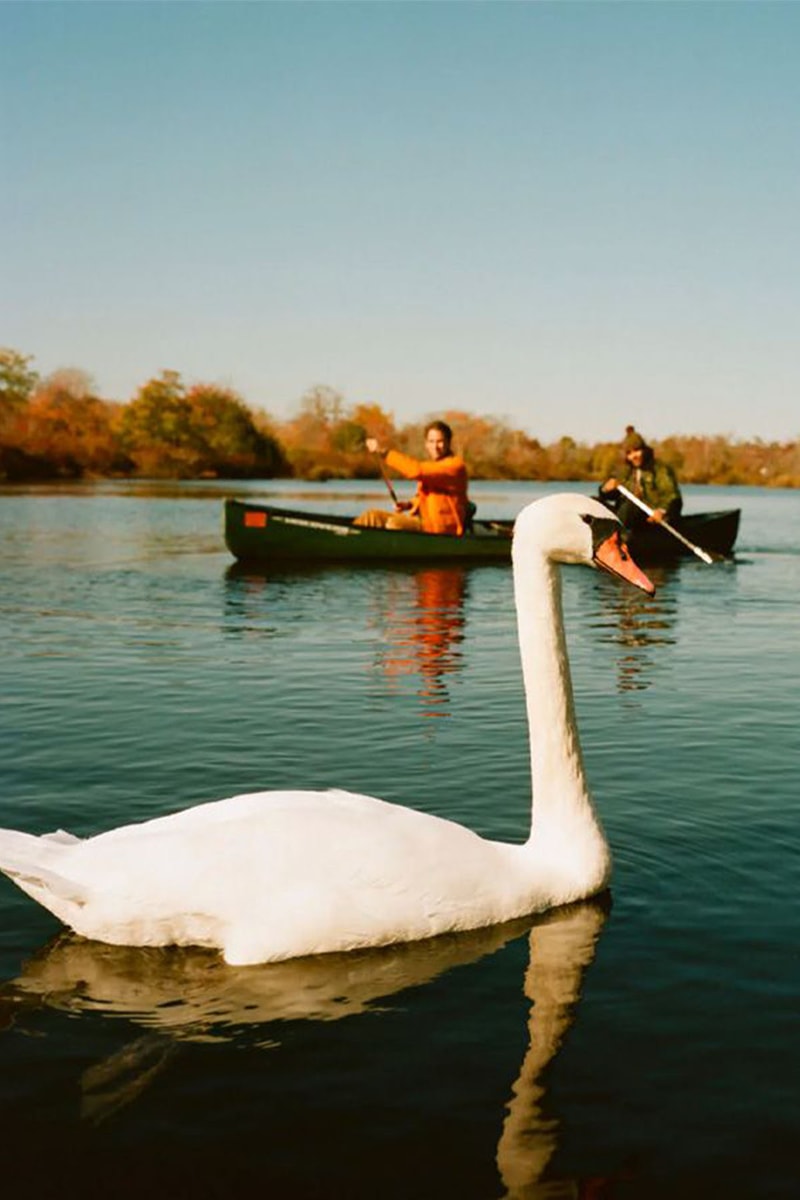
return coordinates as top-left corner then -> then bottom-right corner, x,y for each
600,428 -> 682,532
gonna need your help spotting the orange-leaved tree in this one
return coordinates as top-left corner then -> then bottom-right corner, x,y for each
22,369 -> 122,477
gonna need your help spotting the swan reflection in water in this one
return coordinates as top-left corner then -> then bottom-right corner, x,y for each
1,900 -> 606,1195
371,566 -> 468,718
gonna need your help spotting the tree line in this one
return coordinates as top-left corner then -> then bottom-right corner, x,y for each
1,348 -> 798,487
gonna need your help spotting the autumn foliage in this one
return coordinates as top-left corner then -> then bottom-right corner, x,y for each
1,352 -> 286,481
1,348 -> 798,486
119,371 -> 287,479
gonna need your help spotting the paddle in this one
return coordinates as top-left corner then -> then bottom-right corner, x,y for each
362,435 -> 404,510
373,450 -> 402,509
616,484 -> 715,564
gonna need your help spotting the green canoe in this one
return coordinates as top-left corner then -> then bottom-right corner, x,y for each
224,499 -> 740,565
224,500 -> 513,563
619,507 -> 740,561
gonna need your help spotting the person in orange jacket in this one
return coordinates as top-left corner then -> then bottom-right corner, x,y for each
355,420 -> 470,535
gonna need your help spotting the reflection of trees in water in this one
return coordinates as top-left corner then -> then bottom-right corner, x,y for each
1,901 -> 608,1194
594,566 -> 678,694
372,567 -> 468,718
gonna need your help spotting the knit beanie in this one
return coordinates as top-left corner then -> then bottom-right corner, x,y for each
623,429 -> 647,453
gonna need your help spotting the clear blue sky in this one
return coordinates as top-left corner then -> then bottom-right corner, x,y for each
2,1 -> 798,443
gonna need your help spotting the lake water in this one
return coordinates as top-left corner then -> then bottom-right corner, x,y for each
0,478 -> 798,1199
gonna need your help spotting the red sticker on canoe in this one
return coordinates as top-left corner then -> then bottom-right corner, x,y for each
244,511 -> 268,528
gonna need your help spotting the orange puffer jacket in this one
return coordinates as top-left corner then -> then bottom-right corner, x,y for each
385,449 -> 469,536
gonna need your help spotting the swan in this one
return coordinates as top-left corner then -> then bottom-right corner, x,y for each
0,494 -> 653,966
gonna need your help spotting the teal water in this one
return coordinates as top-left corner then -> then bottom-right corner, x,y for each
0,480 -> 798,1199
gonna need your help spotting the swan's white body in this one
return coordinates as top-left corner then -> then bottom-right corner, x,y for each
0,495 -> 648,966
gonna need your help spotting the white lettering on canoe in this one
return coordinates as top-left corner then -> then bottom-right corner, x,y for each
278,517 -> 358,537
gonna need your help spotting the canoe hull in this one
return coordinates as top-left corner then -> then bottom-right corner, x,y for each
224,500 -> 513,563
224,499 -> 740,565
623,507 -> 740,561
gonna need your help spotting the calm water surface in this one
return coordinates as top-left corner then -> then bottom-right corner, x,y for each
0,479 -> 798,1199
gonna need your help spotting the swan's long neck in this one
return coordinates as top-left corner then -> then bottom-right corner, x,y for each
514,550 -> 606,864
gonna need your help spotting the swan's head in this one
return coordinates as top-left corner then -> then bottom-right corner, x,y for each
513,493 -> 655,594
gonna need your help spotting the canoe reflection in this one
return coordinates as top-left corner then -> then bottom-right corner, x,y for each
372,566 -> 467,717
1,900 -> 606,1193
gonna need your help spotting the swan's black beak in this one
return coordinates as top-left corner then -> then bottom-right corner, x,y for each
593,527 -> 655,595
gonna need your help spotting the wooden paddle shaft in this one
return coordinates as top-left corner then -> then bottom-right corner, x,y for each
375,452 -> 401,507
617,485 -> 713,564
